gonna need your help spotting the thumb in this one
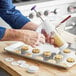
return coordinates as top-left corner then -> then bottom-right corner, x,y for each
41,29 -> 48,37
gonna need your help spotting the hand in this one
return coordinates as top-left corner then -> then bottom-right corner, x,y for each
18,30 -> 45,47
41,29 -> 55,45
1,29 -> 45,47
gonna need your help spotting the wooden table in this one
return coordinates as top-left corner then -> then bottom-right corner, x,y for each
0,41 -> 76,76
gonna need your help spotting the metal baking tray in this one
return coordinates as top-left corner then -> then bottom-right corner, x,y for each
4,42 -> 76,69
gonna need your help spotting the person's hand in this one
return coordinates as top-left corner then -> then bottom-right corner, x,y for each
18,30 -> 45,47
1,29 -> 45,47
41,29 -> 55,45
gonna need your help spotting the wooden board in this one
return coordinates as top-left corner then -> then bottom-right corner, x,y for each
0,41 -> 76,76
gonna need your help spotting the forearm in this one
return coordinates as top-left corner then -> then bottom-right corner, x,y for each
1,29 -> 20,41
21,22 -> 38,31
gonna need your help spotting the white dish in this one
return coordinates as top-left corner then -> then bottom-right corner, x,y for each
4,57 -> 14,62
27,66 -> 39,73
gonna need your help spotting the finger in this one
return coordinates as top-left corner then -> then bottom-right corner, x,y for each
39,33 -> 45,44
34,33 -> 45,45
39,37 -> 45,44
30,42 -> 37,47
49,37 -> 55,45
31,38 -> 38,42
40,34 -> 45,39
31,44 -> 36,47
46,35 -> 50,43
50,39 -> 55,44
41,29 -> 48,37
34,33 -> 40,45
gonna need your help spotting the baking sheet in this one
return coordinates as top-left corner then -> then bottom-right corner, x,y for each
4,42 -> 76,69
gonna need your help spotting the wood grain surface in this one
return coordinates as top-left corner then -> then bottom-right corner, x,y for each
0,41 -> 76,76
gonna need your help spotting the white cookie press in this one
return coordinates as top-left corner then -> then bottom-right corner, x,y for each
31,5 -> 71,51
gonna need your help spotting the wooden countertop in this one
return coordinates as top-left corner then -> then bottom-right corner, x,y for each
0,41 -> 76,76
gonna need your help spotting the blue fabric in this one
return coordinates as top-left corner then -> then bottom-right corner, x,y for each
0,0 -> 30,39
0,27 -> 6,39
0,0 -> 30,29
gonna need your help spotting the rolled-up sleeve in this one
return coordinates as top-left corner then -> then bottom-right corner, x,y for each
0,27 -> 6,40
0,0 -> 30,29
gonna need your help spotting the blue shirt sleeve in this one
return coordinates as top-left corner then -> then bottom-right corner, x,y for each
0,27 -> 6,40
0,0 -> 30,29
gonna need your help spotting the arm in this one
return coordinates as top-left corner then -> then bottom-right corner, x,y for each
1,28 -> 45,47
1,29 -> 20,41
0,0 -> 30,29
21,22 -> 38,31
0,0 -> 38,30
0,26 -> 20,41
0,0 -> 45,46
